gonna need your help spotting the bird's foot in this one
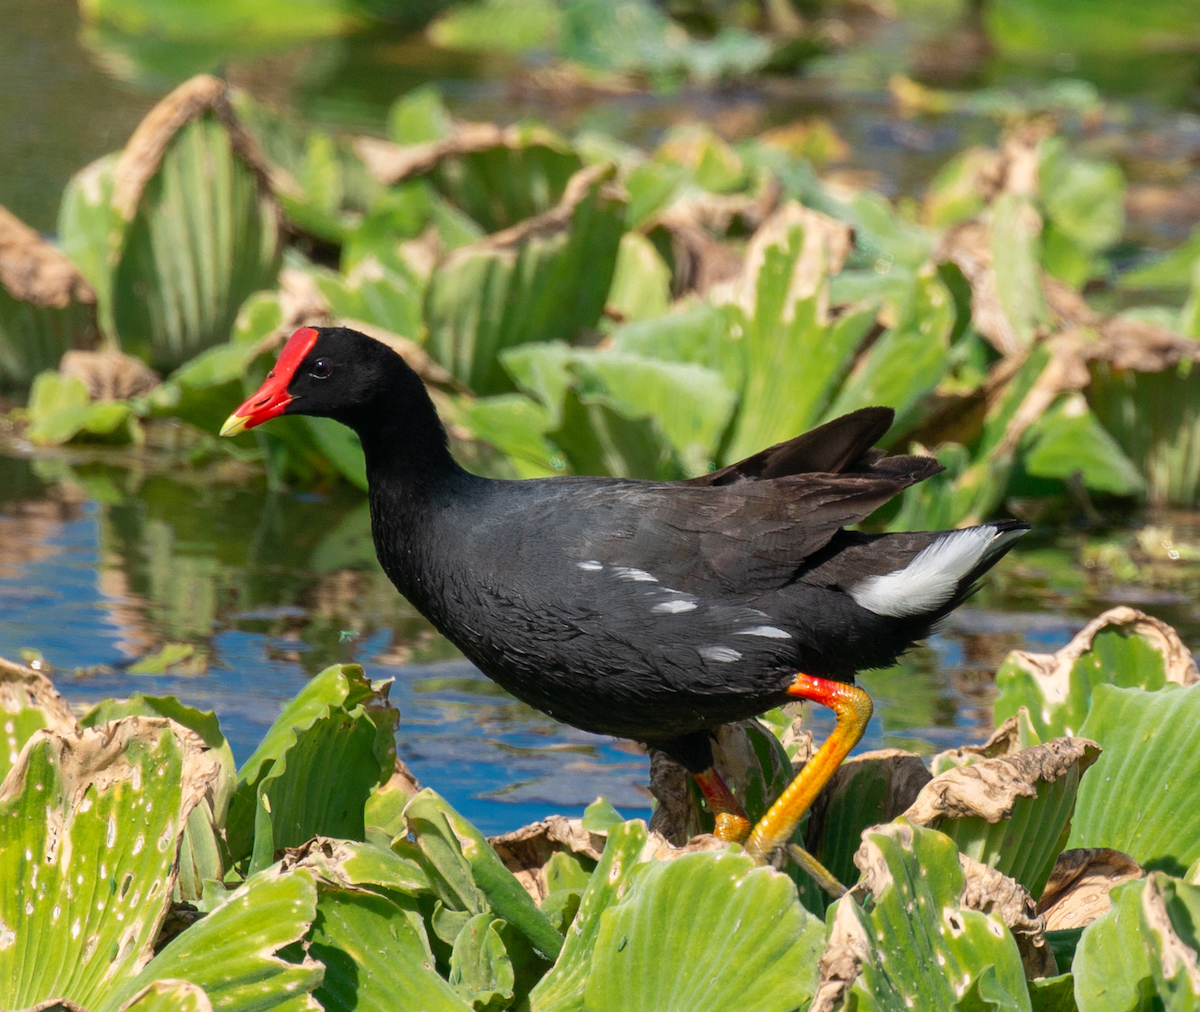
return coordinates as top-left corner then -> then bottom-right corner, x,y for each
745,674 -> 872,863
693,766 -> 753,843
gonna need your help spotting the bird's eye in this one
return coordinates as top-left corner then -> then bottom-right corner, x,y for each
310,358 -> 333,380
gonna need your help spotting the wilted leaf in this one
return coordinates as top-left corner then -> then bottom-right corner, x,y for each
1068,683 -> 1200,873
930,711 -> 1043,775
106,864 -> 323,1012
0,655 -> 77,783
0,718 -> 221,1012
487,815 -> 605,905
993,607 -> 1198,742
80,694 -> 236,903
806,750 -> 933,890
424,164 -> 625,394
1037,848 -> 1144,932
110,76 -> 281,372
812,821 -> 1033,1012
904,739 -> 1100,898
1140,872 -> 1200,1009
0,204 -> 98,388
287,837 -> 428,899
584,850 -> 824,1012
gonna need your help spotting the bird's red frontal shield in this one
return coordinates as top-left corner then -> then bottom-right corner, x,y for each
219,327 -> 320,436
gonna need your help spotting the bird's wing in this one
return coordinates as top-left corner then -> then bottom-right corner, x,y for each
544,453 -> 943,594
684,407 -> 896,486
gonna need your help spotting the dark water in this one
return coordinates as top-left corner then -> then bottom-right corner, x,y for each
5,0 -> 1200,833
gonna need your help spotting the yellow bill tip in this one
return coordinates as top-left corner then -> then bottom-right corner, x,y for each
219,412 -> 249,437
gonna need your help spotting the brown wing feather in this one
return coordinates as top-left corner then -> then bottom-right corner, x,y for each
684,407 -> 899,486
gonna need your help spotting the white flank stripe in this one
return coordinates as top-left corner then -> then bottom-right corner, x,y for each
737,625 -> 792,639
699,646 -> 741,663
614,567 -> 657,583
849,526 -> 1019,618
653,599 -> 698,614
577,561 -> 603,572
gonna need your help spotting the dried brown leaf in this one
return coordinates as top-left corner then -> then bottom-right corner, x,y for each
0,204 -> 97,311
112,75 -> 278,221
806,749 -> 932,848
1037,847 -> 1144,930
904,738 -> 1100,826
59,350 -> 159,401
1001,607 -> 1199,711
0,655 -> 77,737
958,851 -> 1055,978
355,122 -> 507,185
1142,872 -> 1200,989
928,713 -> 1029,774
488,815 -> 607,902
709,200 -> 852,322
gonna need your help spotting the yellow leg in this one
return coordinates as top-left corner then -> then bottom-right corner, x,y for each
746,674 -> 873,862
693,766 -> 752,842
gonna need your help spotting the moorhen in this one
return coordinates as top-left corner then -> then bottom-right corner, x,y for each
222,326 -> 1027,863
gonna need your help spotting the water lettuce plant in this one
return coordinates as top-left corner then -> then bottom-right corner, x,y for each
2,70 -> 1199,519
2,600 -> 1199,1010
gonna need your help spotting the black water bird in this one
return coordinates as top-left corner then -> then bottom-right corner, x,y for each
222,326 -> 1027,859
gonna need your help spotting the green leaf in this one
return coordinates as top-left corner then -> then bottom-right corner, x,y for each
227,665 -> 398,864
461,394 -> 562,478
833,821 -> 1032,1011
406,790 -> 564,961
1119,224 -> 1200,290
426,127 -> 582,234
580,798 -> 624,834
308,886 -> 469,1012
0,286 -> 97,393
387,85 -> 454,145
1027,974 -> 1077,1012
0,660 -> 77,784
989,193 -> 1050,353
1039,138 -> 1125,254
608,303 -> 742,388
424,164 -> 625,394
120,979 -> 213,1012
905,740 -> 1100,899
924,147 -> 995,230
1140,872 -> 1200,1009
549,387 -> 681,479
428,0 -> 561,54
24,371 -> 133,446
1072,878 -> 1160,1012
569,350 -> 737,475
57,152 -> 121,339
1069,683 -> 1200,873
528,820 -> 651,1012
310,260 -> 425,343
80,693 -> 236,903
107,865 -> 323,1012
823,265 -> 955,438
721,203 -> 869,461
994,608 -> 1198,743
583,850 -> 824,1012
0,718 -> 220,1012
112,110 -> 281,372
291,838 -> 428,898
606,233 -> 671,323
1086,356 -> 1200,508
449,913 -> 515,1012
1022,394 -> 1145,496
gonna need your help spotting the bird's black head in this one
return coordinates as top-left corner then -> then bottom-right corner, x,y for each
220,326 -> 424,437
